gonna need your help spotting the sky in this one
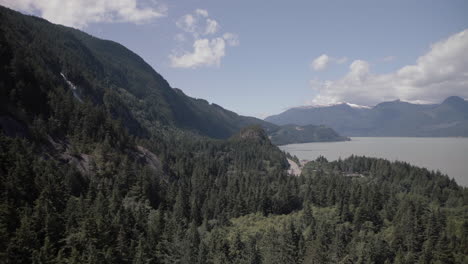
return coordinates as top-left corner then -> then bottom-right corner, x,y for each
2,0 -> 468,118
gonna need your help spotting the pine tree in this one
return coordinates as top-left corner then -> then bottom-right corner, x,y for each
302,203 -> 315,228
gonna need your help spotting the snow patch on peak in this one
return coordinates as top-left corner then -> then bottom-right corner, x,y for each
296,103 -> 341,109
296,102 -> 371,110
345,103 -> 372,109
400,99 -> 434,105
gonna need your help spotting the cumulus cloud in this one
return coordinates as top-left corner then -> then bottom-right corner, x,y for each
0,0 -> 167,29
175,8 -> 219,37
310,29 -> 468,106
223,33 -> 239,46
311,54 -> 347,71
171,9 -> 238,68
195,8 -> 208,17
311,54 -> 330,71
170,38 -> 225,68
205,19 -> 219,35
176,14 -> 197,34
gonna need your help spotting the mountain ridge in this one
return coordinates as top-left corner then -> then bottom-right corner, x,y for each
0,6 -> 271,141
266,96 -> 468,137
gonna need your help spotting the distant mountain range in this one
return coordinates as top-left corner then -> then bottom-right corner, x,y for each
265,96 -> 468,137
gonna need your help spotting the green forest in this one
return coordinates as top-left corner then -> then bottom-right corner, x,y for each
1,6 -> 467,264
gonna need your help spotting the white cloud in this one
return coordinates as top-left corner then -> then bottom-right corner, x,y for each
170,38 -> 225,68
310,29 -> 468,106
0,0 -> 167,29
171,9 -> 238,68
205,18 -> 219,35
223,33 -> 239,46
176,14 -> 197,34
311,54 -> 347,71
311,54 -> 330,71
176,9 -> 219,37
195,8 -> 208,17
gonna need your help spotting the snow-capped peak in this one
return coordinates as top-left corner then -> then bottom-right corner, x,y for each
297,102 -> 371,109
344,102 -> 372,109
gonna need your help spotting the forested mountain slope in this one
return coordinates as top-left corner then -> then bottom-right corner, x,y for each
0,5 -> 274,140
0,5 -> 346,143
1,6 -> 467,264
269,124 -> 350,145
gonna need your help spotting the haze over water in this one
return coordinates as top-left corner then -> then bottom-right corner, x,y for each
280,137 -> 468,187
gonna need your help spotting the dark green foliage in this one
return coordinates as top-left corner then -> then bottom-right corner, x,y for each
3,125 -> 467,263
269,124 -> 349,145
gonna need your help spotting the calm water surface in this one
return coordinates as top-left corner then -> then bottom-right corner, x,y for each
280,137 -> 468,186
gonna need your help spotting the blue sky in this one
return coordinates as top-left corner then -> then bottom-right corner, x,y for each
3,0 -> 468,118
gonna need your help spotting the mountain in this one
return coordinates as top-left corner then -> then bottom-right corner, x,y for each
265,97 -> 468,136
266,103 -> 372,136
268,124 -> 350,145
0,5 -> 345,145
0,5 -> 275,141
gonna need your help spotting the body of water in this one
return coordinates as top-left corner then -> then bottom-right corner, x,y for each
280,137 -> 468,186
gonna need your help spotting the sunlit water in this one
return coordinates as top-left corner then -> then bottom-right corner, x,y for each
280,137 -> 468,187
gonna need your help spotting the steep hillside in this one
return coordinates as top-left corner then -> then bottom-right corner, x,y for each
0,6 -> 272,140
0,5 -> 345,144
266,97 -> 468,136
